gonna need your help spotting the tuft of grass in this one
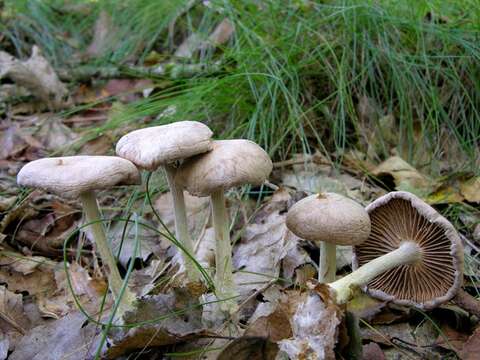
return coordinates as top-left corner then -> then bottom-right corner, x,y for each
3,0 -> 479,174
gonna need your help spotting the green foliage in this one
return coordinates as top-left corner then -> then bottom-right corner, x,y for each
2,0 -> 480,173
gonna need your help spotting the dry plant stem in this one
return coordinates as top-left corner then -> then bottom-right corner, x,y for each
331,241 -> 422,305
80,191 -> 135,311
319,242 -> 336,283
164,165 -> 199,282
211,189 -> 237,311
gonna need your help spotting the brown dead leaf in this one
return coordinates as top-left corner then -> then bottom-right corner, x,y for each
79,134 -> 114,155
360,322 -> 414,346
247,293 -> 293,342
108,218 -> 163,267
0,123 -> 41,160
15,208 -> 78,254
106,292 -> 207,359
0,286 -> 30,351
9,311 -> 100,360
0,46 -> 70,109
217,337 -> 278,360
0,253 -> 57,297
34,117 -> 78,151
459,326 -> 480,360
434,325 -> 469,353
372,156 -> 435,196
102,79 -> 154,103
233,203 -> 287,297
460,177 -> 480,203
362,342 -> 385,360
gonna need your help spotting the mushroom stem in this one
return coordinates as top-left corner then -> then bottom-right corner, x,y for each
210,189 -> 237,311
80,191 -> 135,311
164,164 -> 199,282
331,241 -> 422,304
319,242 -> 336,283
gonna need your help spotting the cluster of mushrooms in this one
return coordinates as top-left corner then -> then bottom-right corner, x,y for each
17,121 -> 273,313
16,120 -> 465,349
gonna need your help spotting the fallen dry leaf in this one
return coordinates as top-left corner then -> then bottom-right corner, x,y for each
106,292 -> 207,359
0,46 -> 70,109
434,325 -> 469,354
34,116 -> 78,151
372,156 -> 435,197
460,177 -> 480,203
362,342 -> 385,360
360,322 -> 414,346
217,336 -> 278,360
109,218 -> 164,267
233,203 -> 287,297
459,326 -> 480,360
0,286 -> 30,350
9,311 -> 99,360
0,253 -> 58,297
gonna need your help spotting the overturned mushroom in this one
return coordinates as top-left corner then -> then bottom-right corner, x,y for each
17,156 -> 140,312
116,121 -> 213,282
349,191 -> 463,308
280,191 -> 464,358
286,193 -> 370,282
176,139 -> 273,311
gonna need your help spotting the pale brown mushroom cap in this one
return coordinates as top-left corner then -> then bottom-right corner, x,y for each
286,193 -> 371,246
115,121 -> 213,170
353,191 -> 463,309
175,139 -> 273,196
17,156 -> 140,199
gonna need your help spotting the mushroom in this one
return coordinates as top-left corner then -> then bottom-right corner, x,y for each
337,191 -> 463,308
286,193 -> 371,283
116,121 -> 213,282
17,156 -> 140,311
175,139 -> 273,310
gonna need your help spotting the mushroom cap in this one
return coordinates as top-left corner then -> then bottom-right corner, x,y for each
352,191 -> 463,309
175,139 -> 273,197
115,121 -> 213,170
17,156 -> 140,199
286,193 -> 371,246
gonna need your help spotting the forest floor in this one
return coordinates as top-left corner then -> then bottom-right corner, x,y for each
0,1 -> 479,359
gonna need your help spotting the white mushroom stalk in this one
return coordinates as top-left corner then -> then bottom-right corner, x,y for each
331,241 -> 422,304
210,190 -> 235,300
319,242 -> 336,283
80,192 -> 136,311
163,164 -> 198,281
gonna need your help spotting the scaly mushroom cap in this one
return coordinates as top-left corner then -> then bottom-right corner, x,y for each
17,156 -> 140,199
353,191 -> 463,309
175,139 -> 273,197
286,193 -> 371,246
115,121 -> 213,170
